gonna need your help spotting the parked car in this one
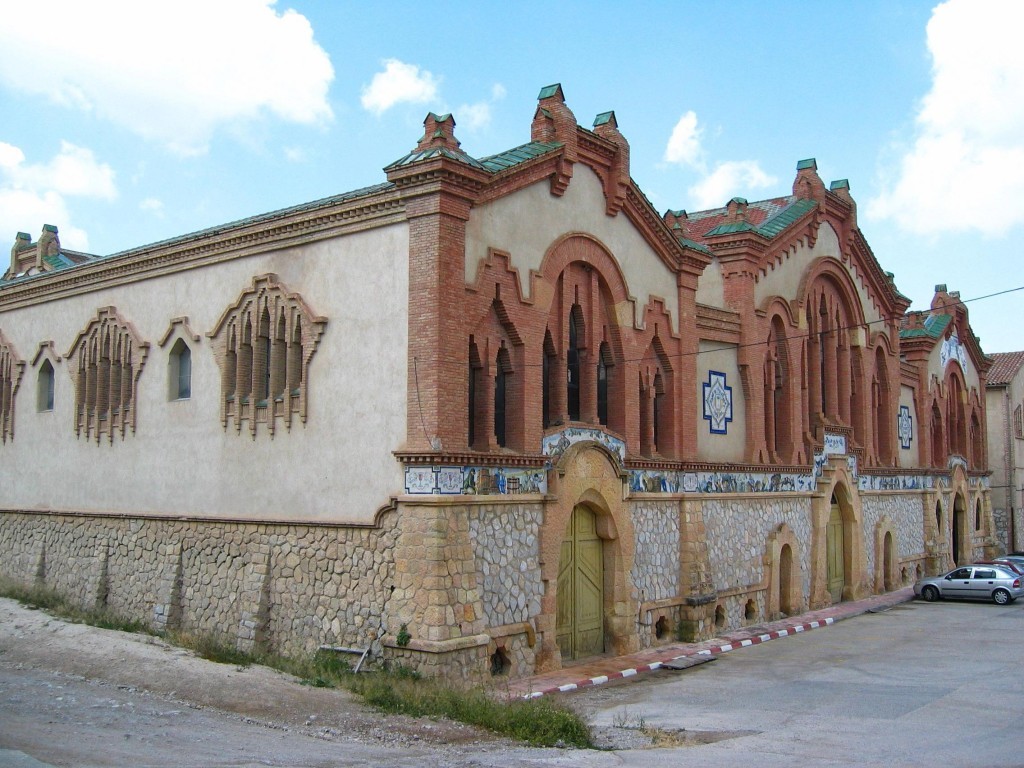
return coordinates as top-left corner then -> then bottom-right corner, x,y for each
975,559 -> 1024,576
914,565 -> 1024,605
997,554 -> 1024,570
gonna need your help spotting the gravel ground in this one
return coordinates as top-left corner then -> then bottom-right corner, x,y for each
0,598 -> 654,767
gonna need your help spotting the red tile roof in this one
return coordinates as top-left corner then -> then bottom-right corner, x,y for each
987,351 -> 1024,386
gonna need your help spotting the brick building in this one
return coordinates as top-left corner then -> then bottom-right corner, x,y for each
985,351 -> 1024,552
0,85 -> 997,680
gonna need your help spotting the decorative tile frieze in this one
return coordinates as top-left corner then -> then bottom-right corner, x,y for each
403,465 -> 548,495
541,426 -> 625,465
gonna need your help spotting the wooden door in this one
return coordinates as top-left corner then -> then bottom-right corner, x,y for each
556,505 -> 604,661
826,500 -> 845,603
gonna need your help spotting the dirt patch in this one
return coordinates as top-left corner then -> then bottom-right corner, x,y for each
0,597 -> 506,751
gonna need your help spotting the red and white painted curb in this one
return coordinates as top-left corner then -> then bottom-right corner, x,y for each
522,617 -> 835,699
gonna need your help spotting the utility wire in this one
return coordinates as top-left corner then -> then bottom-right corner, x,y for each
418,284 -> 1024,371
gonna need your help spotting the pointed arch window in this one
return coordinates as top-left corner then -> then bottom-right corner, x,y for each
597,342 -> 611,426
66,308 -> 148,443
169,339 -> 192,400
969,412 -> 983,469
567,305 -> 583,422
763,319 -> 791,462
468,339 -> 481,448
652,371 -> 665,452
37,358 -> 55,412
931,403 -> 944,467
494,345 -> 511,448
542,330 -> 557,428
210,274 -> 326,436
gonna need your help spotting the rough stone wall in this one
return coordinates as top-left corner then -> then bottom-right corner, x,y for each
467,503 -> 544,627
0,511 -> 397,660
992,505 -> 1010,552
703,495 -> 813,621
629,499 -> 680,604
860,492 -> 925,579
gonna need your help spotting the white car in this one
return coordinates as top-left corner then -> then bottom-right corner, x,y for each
914,565 -> 1024,605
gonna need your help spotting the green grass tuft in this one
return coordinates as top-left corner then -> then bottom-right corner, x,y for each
0,578 -> 592,748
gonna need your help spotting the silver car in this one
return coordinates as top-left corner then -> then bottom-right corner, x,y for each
914,565 -> 1024,605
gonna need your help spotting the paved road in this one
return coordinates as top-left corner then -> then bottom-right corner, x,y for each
572,599 -> 1024,766
1,597 -> 1021,766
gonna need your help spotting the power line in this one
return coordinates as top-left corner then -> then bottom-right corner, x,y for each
423,284 -> 1024,371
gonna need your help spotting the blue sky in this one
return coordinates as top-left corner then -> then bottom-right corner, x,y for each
2,0 -> 1022,353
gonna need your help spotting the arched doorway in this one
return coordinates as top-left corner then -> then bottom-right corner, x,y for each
779,543 -> 795,615
952,494 -> 966,565
826,495 -> 846,603
883,531 -> 895,591
556,505 -> 604,661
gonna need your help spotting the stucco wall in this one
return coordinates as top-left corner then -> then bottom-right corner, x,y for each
753,223 -> 882,329
899,384 -> 920,466
696,341 -> 745,462
695,255 -> 725,307
464,166 -> 678,333
0,224 -> 409,524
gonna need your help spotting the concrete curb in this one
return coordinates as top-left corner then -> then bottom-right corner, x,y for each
522,617 -> 836,698
517,587 -> 915,699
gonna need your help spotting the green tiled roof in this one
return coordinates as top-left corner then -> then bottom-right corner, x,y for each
478,141 -> 561,173
385,146 -> 487,172
756,198 -> 818,238
704,221 -> 756,236
900,313 -> 952,339
677,237 -> 713,255
703,198 -> 816,239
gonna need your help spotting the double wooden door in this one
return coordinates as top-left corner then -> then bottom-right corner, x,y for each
556,505 -> 604,661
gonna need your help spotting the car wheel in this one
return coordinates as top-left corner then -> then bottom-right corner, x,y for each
992,589 -> 1011,605
922,585 -> 939,602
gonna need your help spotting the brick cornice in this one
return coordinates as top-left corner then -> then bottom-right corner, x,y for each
0,189 -> 405,311
385,157 -> 490,214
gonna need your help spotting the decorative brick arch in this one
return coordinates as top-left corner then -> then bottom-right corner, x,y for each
0,330 -> 25,443
810,464 -> 867,607
538,232 -> 636,313
798,258 -> 872,447
208,274 -> 326,436
535,441 -> 636,672
873,516 -> 899,592
765,523 -> 803,618
65,307 -> 149,443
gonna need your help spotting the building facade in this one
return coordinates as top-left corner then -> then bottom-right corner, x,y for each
0,85 -> 996,680
985,351 -> 1024,552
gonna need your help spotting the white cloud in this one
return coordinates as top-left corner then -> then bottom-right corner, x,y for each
139,197 -> 164,216
455,82 -> 506,132
457,102 -> 492,131
0,141 -> 117,251
867,0 -> 1024,235
361,59 -> 440,115
688,161 -> 777,210
664,111 -> 704,169
0,1 -> 334,156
